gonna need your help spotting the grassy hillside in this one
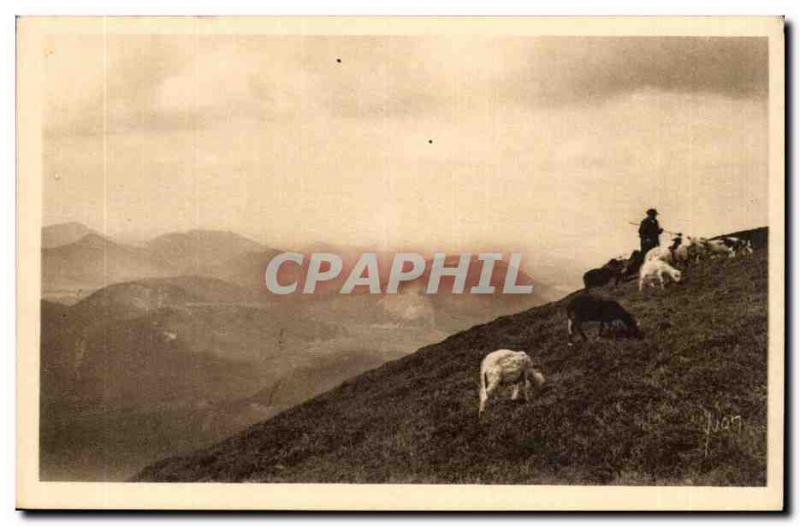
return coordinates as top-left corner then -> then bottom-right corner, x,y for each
135,228 -> 769,485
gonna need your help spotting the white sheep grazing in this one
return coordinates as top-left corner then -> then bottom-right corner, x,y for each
639,259 -> 682,291
644,246 -> 674,265
479,349 -> 545,417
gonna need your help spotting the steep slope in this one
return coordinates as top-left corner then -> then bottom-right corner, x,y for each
417,255 -> 557,327
135,228 -> 769,485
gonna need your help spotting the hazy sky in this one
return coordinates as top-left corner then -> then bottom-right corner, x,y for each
42,35 -> 769,281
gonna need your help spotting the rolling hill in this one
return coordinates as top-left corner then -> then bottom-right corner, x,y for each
42,222 -> 100,249
146,230 -> 267,275
134,228 -> 769,485
41,233 -> 174,303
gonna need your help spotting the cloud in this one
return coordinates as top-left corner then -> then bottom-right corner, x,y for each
44,35 -> 197,137
508,37 -> 768,106
44,35 -> 768,140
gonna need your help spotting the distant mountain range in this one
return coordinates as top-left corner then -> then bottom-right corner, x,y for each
41,223 -> 555,305
41,222 -> 100,249
39,222 -> 556,481
41,225 -> 282,304
145,230 -> 268,275
42,233 -> 172,300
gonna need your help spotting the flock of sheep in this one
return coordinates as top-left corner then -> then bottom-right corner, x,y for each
584,234 -> 754,292
477,233 -> 755,417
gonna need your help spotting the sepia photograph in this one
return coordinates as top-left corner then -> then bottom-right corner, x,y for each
15,16 -> 785,510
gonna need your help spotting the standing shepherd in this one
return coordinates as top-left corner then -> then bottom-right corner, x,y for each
638,208 -> 663,255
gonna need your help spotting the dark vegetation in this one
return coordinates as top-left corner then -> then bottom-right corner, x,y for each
134,228 -> 768,485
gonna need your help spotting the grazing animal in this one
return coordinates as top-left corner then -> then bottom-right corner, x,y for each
644,246 -> 674,265
620,250 -> 644,281
702,238 -> 735,259
583,257 -> 627,288
478,349 -> 545,417
718,236 -> 754,256
686,236 -> 709,261
583,267 -> 618,288
604,257 -> 627,272
566,294 -> 643,344
673,236 -> 705,268
639,259 -> 682,290
674,241 -> 692,267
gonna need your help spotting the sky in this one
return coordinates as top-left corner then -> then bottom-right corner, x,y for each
42,34 -> 770,285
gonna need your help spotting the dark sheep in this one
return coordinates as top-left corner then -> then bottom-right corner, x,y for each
566,294 -> 643,344
583,257 -> 627,288
620,249 -> 644,280
604,258 -> 626,272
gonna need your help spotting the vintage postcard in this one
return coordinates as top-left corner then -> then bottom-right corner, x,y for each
16,16 -> 784,510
